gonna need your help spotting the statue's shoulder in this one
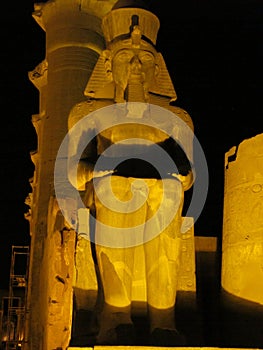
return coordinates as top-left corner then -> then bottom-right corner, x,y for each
68,100 -> 92,129
167,104 -> 194,130
149,95 -> 194,131
68,99 -> 113,129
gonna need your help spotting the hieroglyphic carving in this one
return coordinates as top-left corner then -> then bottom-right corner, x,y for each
222,133 -> 263,304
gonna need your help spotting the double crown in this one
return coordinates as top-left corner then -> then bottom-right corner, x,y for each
102,7 -> 160,47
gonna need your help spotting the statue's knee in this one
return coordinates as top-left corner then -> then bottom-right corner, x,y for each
98,252 -> 132,307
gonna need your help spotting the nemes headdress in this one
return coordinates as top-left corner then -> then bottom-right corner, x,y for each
84,0 -> 177,100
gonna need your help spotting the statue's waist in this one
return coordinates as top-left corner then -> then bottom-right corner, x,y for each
94,156 -> 183,179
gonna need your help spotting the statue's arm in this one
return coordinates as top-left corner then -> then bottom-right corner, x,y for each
67,102 -> 97,191
67,101 -> 114,191
167,104 -> 195,191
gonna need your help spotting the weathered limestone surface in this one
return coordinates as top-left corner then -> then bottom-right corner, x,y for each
74,234 -> 98,311
45,197 -> 76,349
222,133 -> 263,305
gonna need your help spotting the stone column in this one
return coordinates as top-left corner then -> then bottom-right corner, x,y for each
25,1 -> 117,349
222,133 -> 263,305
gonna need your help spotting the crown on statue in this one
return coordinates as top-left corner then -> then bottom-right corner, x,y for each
102,6 -> 160,47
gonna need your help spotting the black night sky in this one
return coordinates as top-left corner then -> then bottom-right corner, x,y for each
0,0 -> 262,288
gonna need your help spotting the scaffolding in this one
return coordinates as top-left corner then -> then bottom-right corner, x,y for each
1,246 -> 30,350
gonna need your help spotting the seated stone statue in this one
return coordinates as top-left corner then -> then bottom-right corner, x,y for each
68,0 -> 195,346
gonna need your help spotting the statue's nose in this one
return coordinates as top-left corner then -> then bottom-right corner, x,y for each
130,56 -> 142,73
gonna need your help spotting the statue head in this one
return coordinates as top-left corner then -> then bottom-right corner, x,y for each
102,5 -> 160,102
84,2 -> 177,102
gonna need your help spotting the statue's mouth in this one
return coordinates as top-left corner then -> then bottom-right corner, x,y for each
128,72 -> 144,80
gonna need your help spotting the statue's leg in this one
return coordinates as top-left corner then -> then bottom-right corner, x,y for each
94,176 -> 147,344
95,245 -> 135,344
144,178 -> 186,345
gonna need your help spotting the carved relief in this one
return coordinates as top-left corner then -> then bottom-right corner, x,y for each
222,133 -> 263,305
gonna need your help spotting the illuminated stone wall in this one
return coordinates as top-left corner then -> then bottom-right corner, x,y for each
222,133 -> 263,305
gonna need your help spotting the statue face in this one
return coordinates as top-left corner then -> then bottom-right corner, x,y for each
111,48 -> 157,94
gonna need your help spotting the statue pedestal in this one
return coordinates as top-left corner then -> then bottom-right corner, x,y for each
68,237 -> 263,349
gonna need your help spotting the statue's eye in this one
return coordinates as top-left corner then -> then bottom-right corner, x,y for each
115,51 -> 134,62
139,52 -> 155,63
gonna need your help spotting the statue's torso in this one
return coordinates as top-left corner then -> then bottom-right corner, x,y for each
68,95 -> 194,178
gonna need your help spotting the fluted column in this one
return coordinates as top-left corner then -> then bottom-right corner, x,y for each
25,1 -> 118,349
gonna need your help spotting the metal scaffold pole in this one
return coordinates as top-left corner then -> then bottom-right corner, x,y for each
0,246 -> 30,350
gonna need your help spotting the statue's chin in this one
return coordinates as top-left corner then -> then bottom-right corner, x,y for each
126,101 -> 148,118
